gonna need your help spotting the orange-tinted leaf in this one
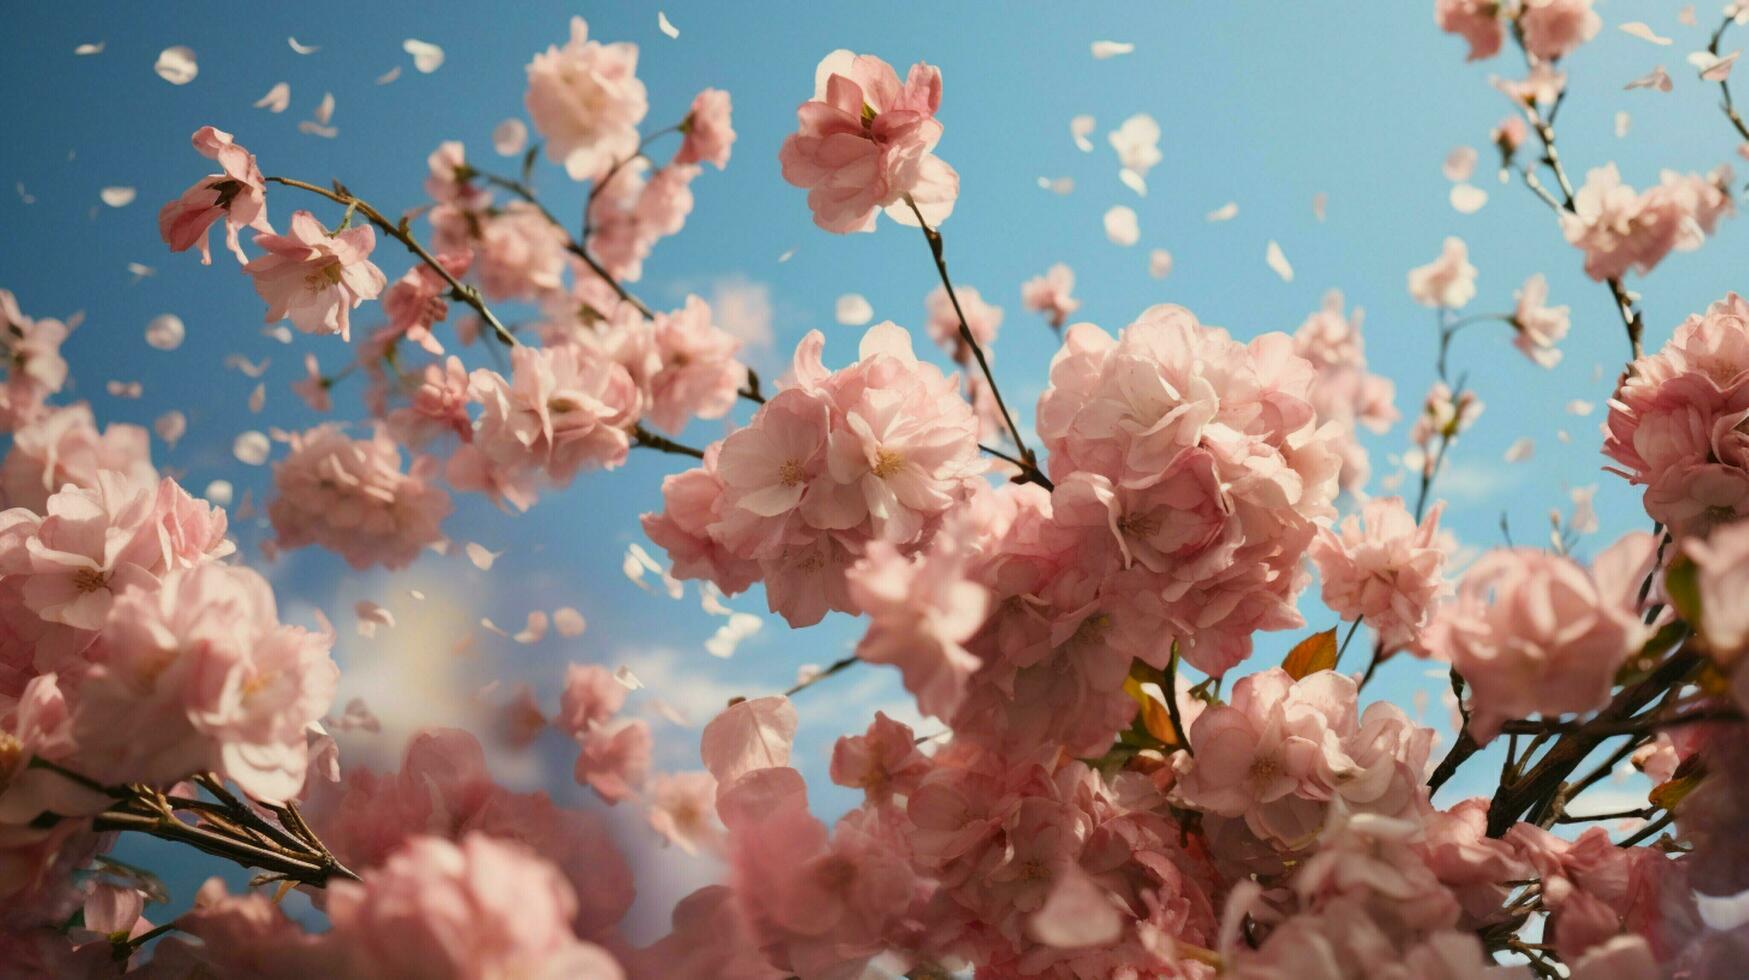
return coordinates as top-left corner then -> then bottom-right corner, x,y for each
1650,772 -> 1703,812
1283,627 -> 1339,680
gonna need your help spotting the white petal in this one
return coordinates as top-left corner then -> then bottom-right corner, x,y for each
1103,206 -> 1139,246
553,607 -> 587,637
835,293 -> 873,326
154,411 -> 187,447
1442,146 -> 1477,182
1118,168 -> 1147,196
106,380 -> 142,399
233,431 -> 270,466
1070,114 -> 1095,152
403,38 -> 444,73
1504,437 -> 1535,463
614,666 -> 645,690
1615,111 -> 1631,137
465,542 -> 501,569
1566,399 -> 1594,416
657,11 -> 680,38
100,186 -> 135,208
288,37 -> 320,55
254,82 -> 291,113
375,66 -> 402,85
154,47 -> 198,85
1206,201 -> 1238,222
1148,248 -> 1173,279
1036,176 -> 1075,194
1619,22 -> 1673,45
1090,40 -> 1135,59
74,42 -> 104,56
145,313 -> 185,350
204,480 -> 234,506
492,118 -> 528,156
1265,240 -> 1293,282
1449,183 -> 1488,214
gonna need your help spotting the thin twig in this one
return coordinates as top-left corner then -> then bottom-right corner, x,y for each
784,654 -> 859,696
632,425 -> 706,459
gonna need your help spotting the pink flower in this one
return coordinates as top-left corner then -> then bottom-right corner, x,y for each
1435,0 -> 1504,61
644,771 -> 723,855
525,17 -> 648,182
585,162 -> 699,283
1292,291 -> 1398,492
291,353 -> 333,413
0,403 -> 155,513
640,446 -> 763,595
1308,497 -> 1448,654
1426,533 -> 1655,742
574,718 -> 651,804
924,284 -> 1003,361
474,202 -> 568,301
556,663 -> 626,737
386,356 -> 473,449
1409,380 -> 1483,450
829,711 -> 931,805
20,472 -> 162,632
267,425 -> 452,570
325,833 -> 624,978
1644,462 -> 1749,538
847,535 -> 988,721
1510,273 -> 1570,367
1519,0 -> 1602,62
0,291 -> 72,430
244,210 -> 387,341
74,563 -> 337,800
675,88 -> 736,169
467,344 -> 642,502
382,252 -> 471,355
778,50 -> 959,233
1562,164 -> 1735,281
423,141 -> 488,208
1683,519 -> 1749,663
646,296 -> 747,434
158,126 -> 273,265
1406,236 -> 1477,309
1022,263 -> 1080,329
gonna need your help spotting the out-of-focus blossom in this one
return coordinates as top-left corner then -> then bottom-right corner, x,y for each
1510,273 -> 1569,367
675,88 -> 736,169
267,425 -> 451,570
1021,263 -> 1080,329
1407,236 -> 1477,309
1309,497 -> 1449,654
525,17 -> 648,182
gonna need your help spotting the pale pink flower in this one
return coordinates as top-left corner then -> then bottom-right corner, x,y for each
475,202 -> 568,301
382,252 -> 471,355
467,344 -> 641,501
151,476 -> 234,570
0,403 -> 154,513
575,719 -> 651,804
76,563 -> 336,800
1426,533 -> 1655,742
778,50 -> 959,233
267,424 -> 452,570
291,353 -> 333,413
20,472 -> 162,633
644,771 -> 723,856
1435,0 -> 1504,61
1510,273 -> 1569,367
640,446 -> 763,594
829,711 -> 931,804
1292,812 -> 1462,940
1292,291 -> 1398,492
386,357 -> 473,449
0,292 -> 71,430
1409,381 -> 1483,450
629,885 -> 782,980
1644,462 -> 1749,538
1684,519 -> 1749,663
1308,497 -> 1449,654
1407,236 -> 1477,309
1418,798 -> 1531,927
1519,0 -> 1601,62
847,537 -> 988,720
1022,263 -> 1080,329
158,126 -> 273,265
675,88 -> 735,169
325,833 -> 624,978
924,283 -> 1002,360
646,295 -> 746,434
585,161 -> 699,283
525,17 -> 648,182
423,140 -> 488,208
244,210 -> 387,341
1562,164 -> 1735,281
556,663 -> 627,737
714,386 -> 831,529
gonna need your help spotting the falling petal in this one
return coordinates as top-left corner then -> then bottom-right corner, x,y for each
1624,66 -> 1673,92
479,617 -> 509,638
701,583 -> 732,616
1312,191 -> 1328,221
288,36 -> 319,54
233,431 -> 270,465
1619,22 -> 1673,46
492,118 -> 528,156
261,325 -> 293,344
1070,115 -> 1095,152
154,46 -> 198,85
204,480 -> 234,506
74,41 -> 104,56
1700,51 -> 1741,81
1442,146 -> 1477,182
106,380 -> 142,399
513,611 -> 549,644
1615,111 -> 1631,137
1091,40 -> 1135,59
254,81 -> 291,113
835,293 -> 873,326
1566,399 -> 1594,416
777,248 -> 796,263
1118,168 -> 1147,196
224,355 -> 268,377
614,666 -> 645,690
145,313 -> 185,350
1680,5 -> 1697,26
1557,429 -> 1572,443
705,612 -> 763,658
465,542 -> 501,570
375,66 -> 402,85
1450,183 -> 1488,213
1505,437 -> 1535,463
1103,206 -> 1139,246
657,11 -> 680,38
355,601 -> 396,638
553,607 -> 586,637
1148,249 -> 1173,279
1206,201 -> 1238,222
248,383 -> 265,413
100,186 -> 136,208
312,92 -> 335,125
403,38 -> 444,73
15,183 -> 34,205
1264,240 -> 1293,282
154,411 -> 187,447
127,262 -> 154,281
1036,176 -> 1075,194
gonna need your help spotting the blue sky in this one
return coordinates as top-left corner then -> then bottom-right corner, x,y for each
3,0 -> 1739,940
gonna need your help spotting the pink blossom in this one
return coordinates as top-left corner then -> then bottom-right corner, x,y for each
1683,519 -> 1749,663
423,140 -> 488,208
1021,263 -> 1080,329
467,344 -> 641,503
1291,292 -> 1398,492
20,471 -> 162,632
76,563 -> 337,800
267,424 -> 452,570
474,202 -> 569,301
243,210 -> 387,341
847,535 -> 988,720
585,161 -> 699,283
629,885 -> 784,979
646,296 -> 746,434
0,291 -> 72,431
525,17 -> 647,182
1434,0 -> 1504,61
1410,380 -> 1484,450
640,446 -> 762,594
675,88 -> 736,169
1510,273 -> 1569,367
325,833 -> 624,978
829,711 -> 931,804
1562,164 -> 1735,281
386,356 -> 473,449
574,719 -> 651,804
924,284 -> 1002,360
1418,798 -> 1531,927
556,663 -> 627,737
778,50 -> 959,233
158,126 -> 273,265
0,403 -> 155,513
1407,236 -> 1477,309
1426,533 -> 1655,742
382,252 -> 471,354
1519,0 -> 1601,62
1645,462 -> 1749,538
1308,497 -> 1448,654
291,353 -> 333,413
644,771 -> 723,855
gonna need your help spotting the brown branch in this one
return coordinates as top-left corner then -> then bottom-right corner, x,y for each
632,424 -> 706,459
1710,15 -> 1749,143
472,171 -> 657,320
784,654 -> 859,697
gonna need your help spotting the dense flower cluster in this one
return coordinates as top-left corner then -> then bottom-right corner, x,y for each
1561,165 -> 1735,282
